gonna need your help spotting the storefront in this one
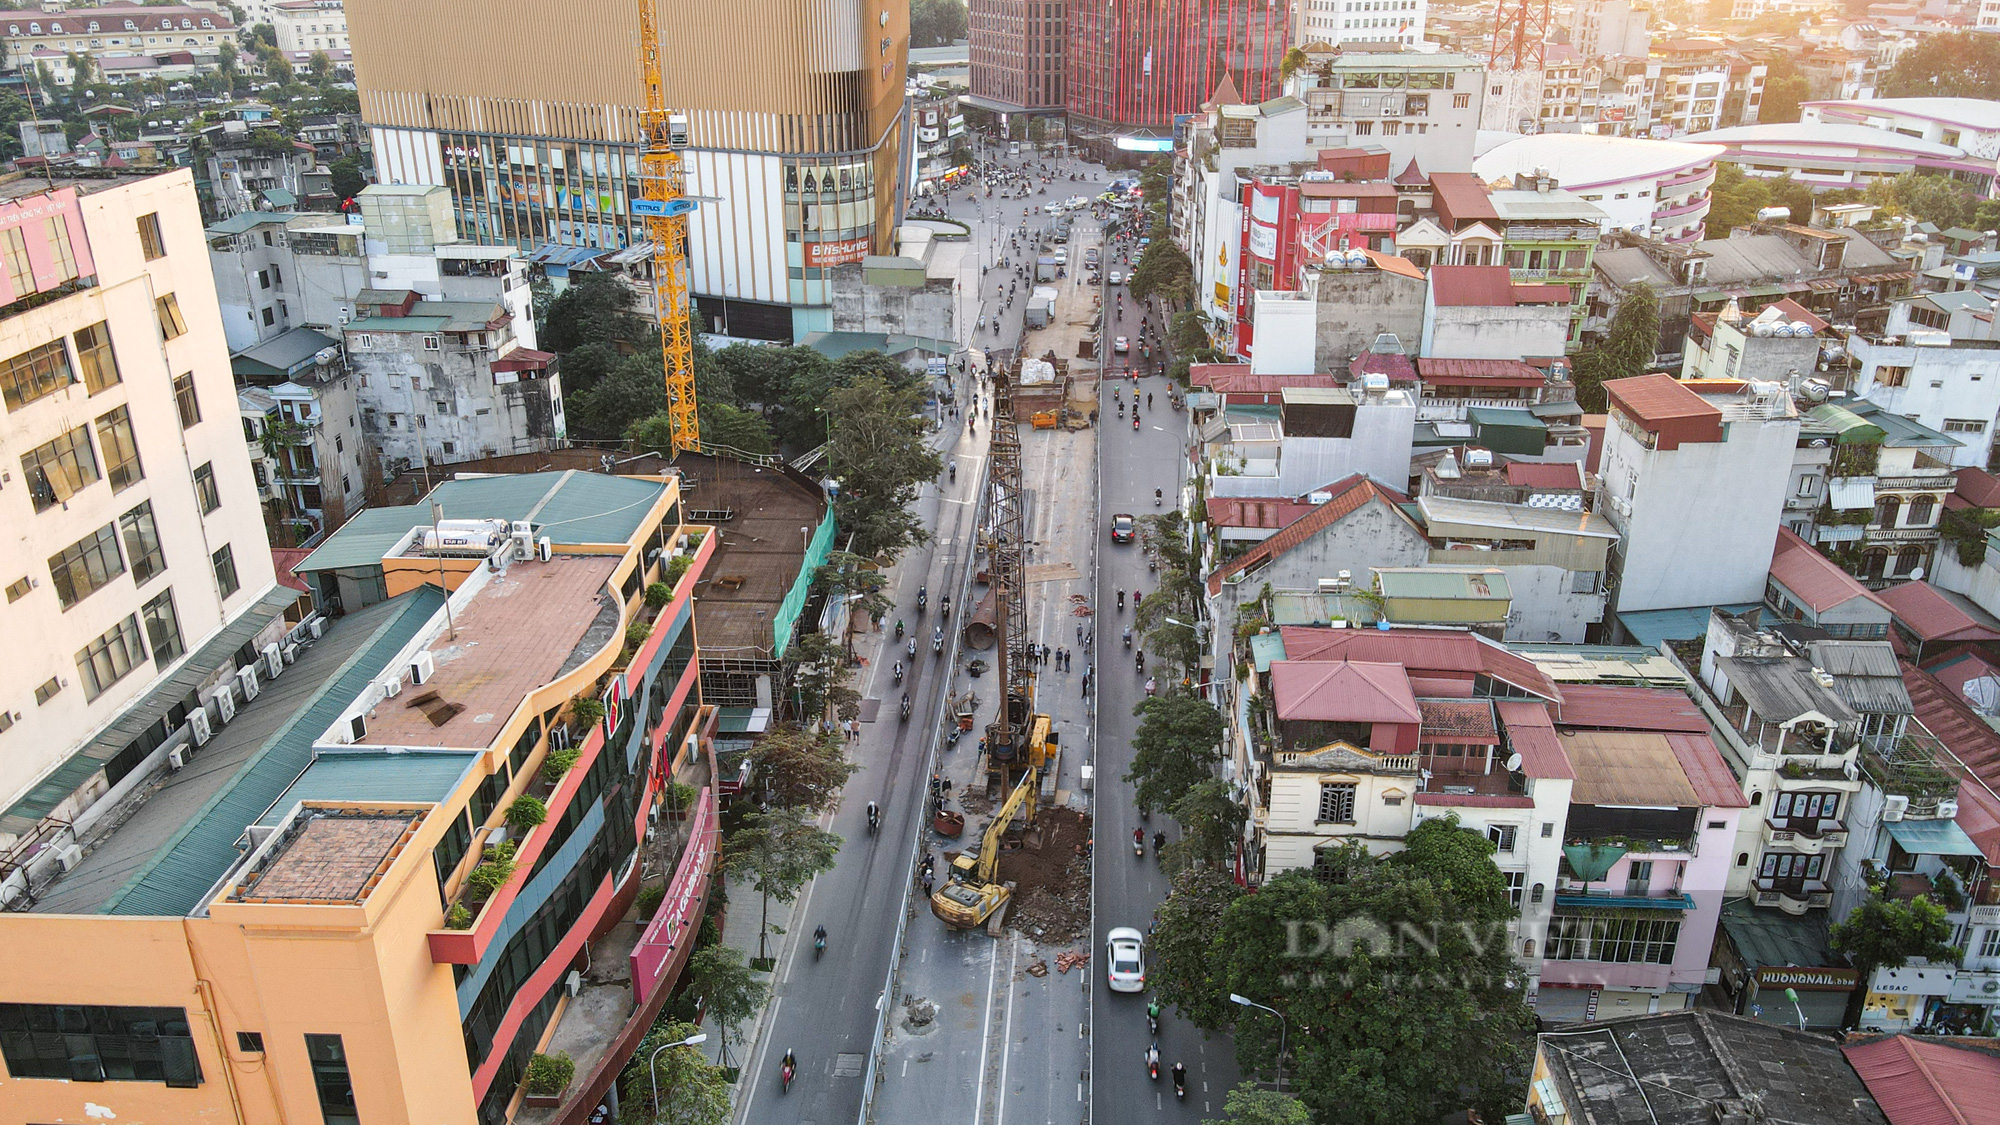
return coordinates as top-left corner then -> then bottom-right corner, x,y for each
1746,966 -> 1856,1030
1714,899 -> 1855,1030
1861,964 -> 1959,1032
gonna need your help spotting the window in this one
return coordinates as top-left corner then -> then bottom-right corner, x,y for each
1487,824 -> 1517,852
423,334 -> 441,350
141,589 -> 183,664
22,424 -> 100,510
48,524 -> 124,608
1506,870 -> 1525,908
1945,418 -> 1987,434
1876,365 -> 1909,388
1796,474 -> 1819,497
1546,913 -> 1681,963
1908,495 -> 1936,526
1981,928 -> 2000,960
95,406 -> 142,492
43,217 -> 76,283
1317,782 -> 1357,823
306,1034 -> 357,1125
1,338 -> 76,411
1531,883 -> 1545,903
173,372 -> 201,428
34,676 -> 60,705
120,502 -> 165,585
1453,93 -> 1470,107
0,1003 -> 202,1086
0,226 -> 31,293
1876,495 -> 1901,528
5,577 -> 29,603
76,614 -> 147,700
155,293 -> 187,339
191,462 -> 221,515
212,543 -> 239,597
137,211 -> 165,260
261,306 -> 275,326
73,322 -> 121,395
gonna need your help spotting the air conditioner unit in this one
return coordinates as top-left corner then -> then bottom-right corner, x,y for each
538,536 -> 553,563
57,845 -> 81,872
263,643 -> 283,679
188,708 -> 213,746
411,650 -> 435,685
168,747 -> 186,772
212,687 -> 237,724
1938,799 -> 1960,819
1883,794 -> 1909,821
380,676 -> 403,699
565,970 -> 584,997
0,872 -> 24,908
236,665 -> 260,702
309,617 -> 326,639
282,642 -> 300,665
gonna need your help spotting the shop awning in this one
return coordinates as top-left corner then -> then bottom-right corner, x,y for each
1827,477 -> 1875,511
1692,290 -> 1729,305
1886,818 -> 1983,857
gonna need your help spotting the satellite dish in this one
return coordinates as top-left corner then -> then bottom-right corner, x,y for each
1910,566 -> 1926,582
1505,753 -> 1524,772
1965,676 -> 2000,715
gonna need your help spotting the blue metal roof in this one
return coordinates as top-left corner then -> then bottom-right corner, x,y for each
254,749 -> 477,827
103,587 -> 446,917
1885,817 -> 1983,858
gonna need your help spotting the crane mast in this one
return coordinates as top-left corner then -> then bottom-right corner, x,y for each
985,358 -> 1034,780
636,0 -> 699,455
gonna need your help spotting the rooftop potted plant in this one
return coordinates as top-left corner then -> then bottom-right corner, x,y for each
521,1051 -> 575,1108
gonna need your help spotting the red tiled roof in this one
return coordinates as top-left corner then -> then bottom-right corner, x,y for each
1188,368 -> 1343,400
1878,581 -> 2000,645
1393,157 -> 1428,186
1205,496 -> 1318,530
1552,685 -> 1711,732
1413,792 -> 1535,808
1270,660 -> 1422,723
1666,731 -> 1751,808
1956,784 -> 2000,868
1429,172 -> 1498,222
1770,526 -> 1884,614
1768,297 -> 1830,333
1415,357 -> 1546,386
1187,362 -> 1251,386
1505,461 -> 1585,489
1924,648 -> 2000,708
1418,699 -> 1498,740
1429,265 -> 1519,307
1496,700 -> 1574,780
1605,373 -> 1721,428
1901,659 -> 2000,792
1949,466 -> 2000,511
1350,350 -> 1417,382
1205,475 -> 1416,594
1277,626 -> 1564,702
491,347 -> 555,372
1844,1034 -> 2000,1125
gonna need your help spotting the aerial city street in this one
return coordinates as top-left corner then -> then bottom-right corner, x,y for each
2,0 -> 2000,1123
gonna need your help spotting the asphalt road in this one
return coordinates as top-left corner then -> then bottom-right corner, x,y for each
1090,275 -> 1244,1121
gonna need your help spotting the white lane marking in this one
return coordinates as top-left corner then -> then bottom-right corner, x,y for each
995,933 -> 1020,1125
974,936 -> 999,1125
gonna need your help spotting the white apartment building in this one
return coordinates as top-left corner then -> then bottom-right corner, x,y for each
1599,374 -> 1800,616
270,0 -> 347,55
1851,292 -> 2000,470
1294,0 -> 1427,49
0,5 -> 235,77
1572,0 -> 1650,60
0,169 -> 291,858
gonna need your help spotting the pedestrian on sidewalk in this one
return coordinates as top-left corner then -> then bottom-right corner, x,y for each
1081,673 -> 1091,697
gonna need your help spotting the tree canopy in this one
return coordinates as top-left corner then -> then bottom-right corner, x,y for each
1125,692 -> 1226,817
1881,32 -> 2000,99
909,0 -> 967,47
1574,281 -> 1659,412
825,373 -> 944,560
1153,817 -> 1533,1124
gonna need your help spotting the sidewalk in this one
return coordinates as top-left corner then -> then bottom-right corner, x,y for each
702,876 -> 793,1085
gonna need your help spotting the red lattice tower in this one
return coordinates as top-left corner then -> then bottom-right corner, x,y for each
1488,0 -> 1553,71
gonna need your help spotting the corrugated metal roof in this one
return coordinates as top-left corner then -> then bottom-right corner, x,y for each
103,587 -> 445,917
297,471 -> 669,574
1277,626 -> 1563,701
0,585 -> 300,835
1496,700 -> 1573,780
1271,660 -> 1422,723
1207,475 -> 1417,594
1717,655 -> 1861,725
1844,1034 -> 2000,1125
1771,527 -> 1885,615
1559,729 -> 1702,806
1428,265 -> 1518,307
254,749 -> 476,826
1878,581 -> 2000,644
1375,567 -> 1512,600
1553,684 -> 1711,732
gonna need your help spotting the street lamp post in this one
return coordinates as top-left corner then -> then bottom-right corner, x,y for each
646,1032 -> 709,1121
1228,993 -> 1287,1093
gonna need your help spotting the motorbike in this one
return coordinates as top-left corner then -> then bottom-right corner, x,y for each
1133,414 -> 1140,431
900,693 -> 912,721
1172,1065 -> 1186,1101
867,802 -> 880,835
1154,488 -> 1162,507
814,926 -> 827,960
1154,831 -> 1166,859
1117,401 -> 1125,417
941,595 -> 952,618
932,628 -> 945,654
895,620 -> 905,640
1134,590 -> 1143,609
1147,1045 -> 1160,1080
1135,651 -> 1145,674
1145,678 -> 1157,696
917,586 -> 928,612
1148,1006 -> 1160,1037
949,463 -> 957,483
1116,590 -> 1125,611
893,662 -> 904,685
781,1050 -> 797,1094
1132,828 -> 1145,858
1122,627 -> 1132,649
906,638 -> 917,660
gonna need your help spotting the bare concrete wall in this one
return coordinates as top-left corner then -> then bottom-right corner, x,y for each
829,263 -> 956,341
1310,268 -> 1425,372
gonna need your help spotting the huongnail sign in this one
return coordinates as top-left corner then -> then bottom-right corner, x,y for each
1756,967 -> 1856,990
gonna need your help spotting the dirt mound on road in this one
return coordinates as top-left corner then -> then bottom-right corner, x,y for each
1001,806 -> 1092,941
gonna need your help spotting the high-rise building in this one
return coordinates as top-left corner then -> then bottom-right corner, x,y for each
1064,0 -> 1289,157
0,168 -> 291,855
1,470 -> 719,1125
967,0 -> 1066,117
348,0 -> 908,342
1294,0 -> 1428,52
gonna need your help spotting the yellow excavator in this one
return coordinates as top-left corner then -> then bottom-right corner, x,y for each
932,715 -> 1051,934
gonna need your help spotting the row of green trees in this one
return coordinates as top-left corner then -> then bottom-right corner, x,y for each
539,272 -> 943,561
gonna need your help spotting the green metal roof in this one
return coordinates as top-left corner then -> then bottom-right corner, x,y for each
231,326 -> 339,380
1846,401 -> 1962,449
1718,896 -> 1835,971
1805,403 -> 1885,445
1885,817 -> 1983,857
1376,567 -> 1513,600
296,471 -> 668,574
345,315 -> 450,333
254,749 -> 477,827
798,331 -> 956,360
104,587 -> 446,917
1249,631 -> 1288,672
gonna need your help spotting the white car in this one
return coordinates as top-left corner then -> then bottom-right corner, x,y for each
1065,196 -> 1091,211
1043,201 -> 1066,214
1114,336 -> 1130,353
1108,270 -> 1125,286
1106,927 -> 1146,993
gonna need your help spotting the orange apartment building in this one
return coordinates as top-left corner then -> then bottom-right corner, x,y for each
0,468 -> 720,1125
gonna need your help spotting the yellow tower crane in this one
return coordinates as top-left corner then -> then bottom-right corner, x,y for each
635,0 -> 699,456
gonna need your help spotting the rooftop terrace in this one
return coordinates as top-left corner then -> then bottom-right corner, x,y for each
227,807 -> 422,905
358,556 -> 621,749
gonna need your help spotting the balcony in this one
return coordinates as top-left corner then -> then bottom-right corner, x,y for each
1652,194 -> 1710,221
1660,166 -> 1716,191
1762,819 -> 1849,854
1754,888 -> 1833,913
